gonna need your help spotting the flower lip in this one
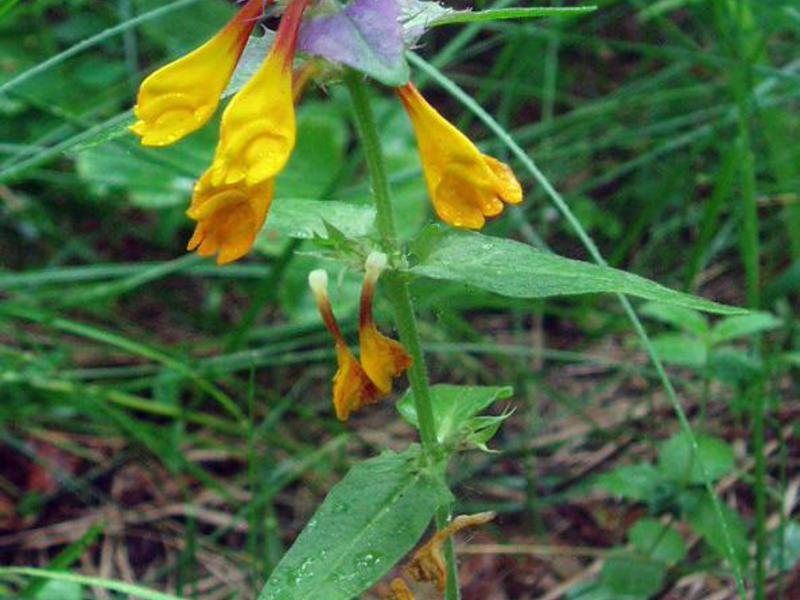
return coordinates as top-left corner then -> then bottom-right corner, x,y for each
185,170 -> 274,265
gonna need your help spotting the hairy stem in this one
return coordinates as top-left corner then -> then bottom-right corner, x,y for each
344,70 -> 461,600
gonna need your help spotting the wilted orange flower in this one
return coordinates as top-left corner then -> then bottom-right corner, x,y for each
208,0 -> 309,187
130,0 -> 265,147
185,170 -> 274,265
309,269 -> 381,421
405,512 -> 495,593
358,252 -> 412,395
386,578 -> 416,600
396,82 -> 523,229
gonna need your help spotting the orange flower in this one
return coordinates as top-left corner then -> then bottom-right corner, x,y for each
185,170 -> 274,265
358,252 -> 412,395
208,0 -> 310,187
130,0 -> 265,147
396,82 -> 523,229
309,269 -> 381,421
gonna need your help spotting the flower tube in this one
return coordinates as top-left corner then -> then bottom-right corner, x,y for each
396,82 -> 523,229
309,269 -> 381,421
131,0 -> 265,147
209,0 -> 310,187
358,252 -> 412,395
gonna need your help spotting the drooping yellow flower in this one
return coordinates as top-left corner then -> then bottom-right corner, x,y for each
396,82 -> 523,229
130,0 -> 264,147
309,269 -> 381,421
185,170 -> 274,265
208,0 -> 310,187
358,252 -> 412,395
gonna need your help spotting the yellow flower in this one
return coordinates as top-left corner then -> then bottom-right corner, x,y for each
396,82 -> 523,229
130,0 -> 264,147
358,252 -> 412,395
208,0 -> 309,187
185,170 -> 274,265
309,270 -> 381,421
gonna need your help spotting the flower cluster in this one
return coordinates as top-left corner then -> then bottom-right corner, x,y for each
131,0 -> 309,264
130,0 -> 523,265
308,252 -> 412,420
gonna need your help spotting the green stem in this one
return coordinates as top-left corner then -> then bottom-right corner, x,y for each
343,70 -> 461,600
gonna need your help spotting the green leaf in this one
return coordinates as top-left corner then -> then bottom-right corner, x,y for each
34,580 -> 83,600
262,199 -> 375,241
658,432 -> 734,485
75,139 -> 206,208
409,227 -> 744,314
640,302 -> 709,337
594,464 -> 664,503
428,5 -> 598,27
397,384 -> 512,445
0,568 -> 183,600
464,412 -> 514,452
600,553 -> 666,599
707,347 -> 763,387
258,447 -> 451,600
709,312 -> 783,345
779,352 -> 800,367
629,518 -> 687,564
683,491 -> 748,568
650,333 -> 707,367
768,520 -> 800,572
275,102 -> 348,199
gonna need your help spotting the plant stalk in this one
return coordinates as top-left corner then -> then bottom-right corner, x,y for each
344,70 -> 461,600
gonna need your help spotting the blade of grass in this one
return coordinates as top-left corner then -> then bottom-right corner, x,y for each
431,6 -> 597,27
0,0 -> 202,97
0,304 -> 244,424
0,568 -> 184,600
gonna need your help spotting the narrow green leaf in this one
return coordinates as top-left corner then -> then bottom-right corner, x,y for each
640,302 -> 709,337
258,447 -> 451,600
397,384 -> 512,445
709,312 -> 783,345
650,334 -> 707,367
0,568 -> 182,600
430,5 -> 598,27
410,227 -> 745,315
0,0 -> 202,97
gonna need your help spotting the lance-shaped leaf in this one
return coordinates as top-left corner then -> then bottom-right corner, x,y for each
258,447 -> 451,600
409,226 -> 746,315
298,0 -> 409,86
